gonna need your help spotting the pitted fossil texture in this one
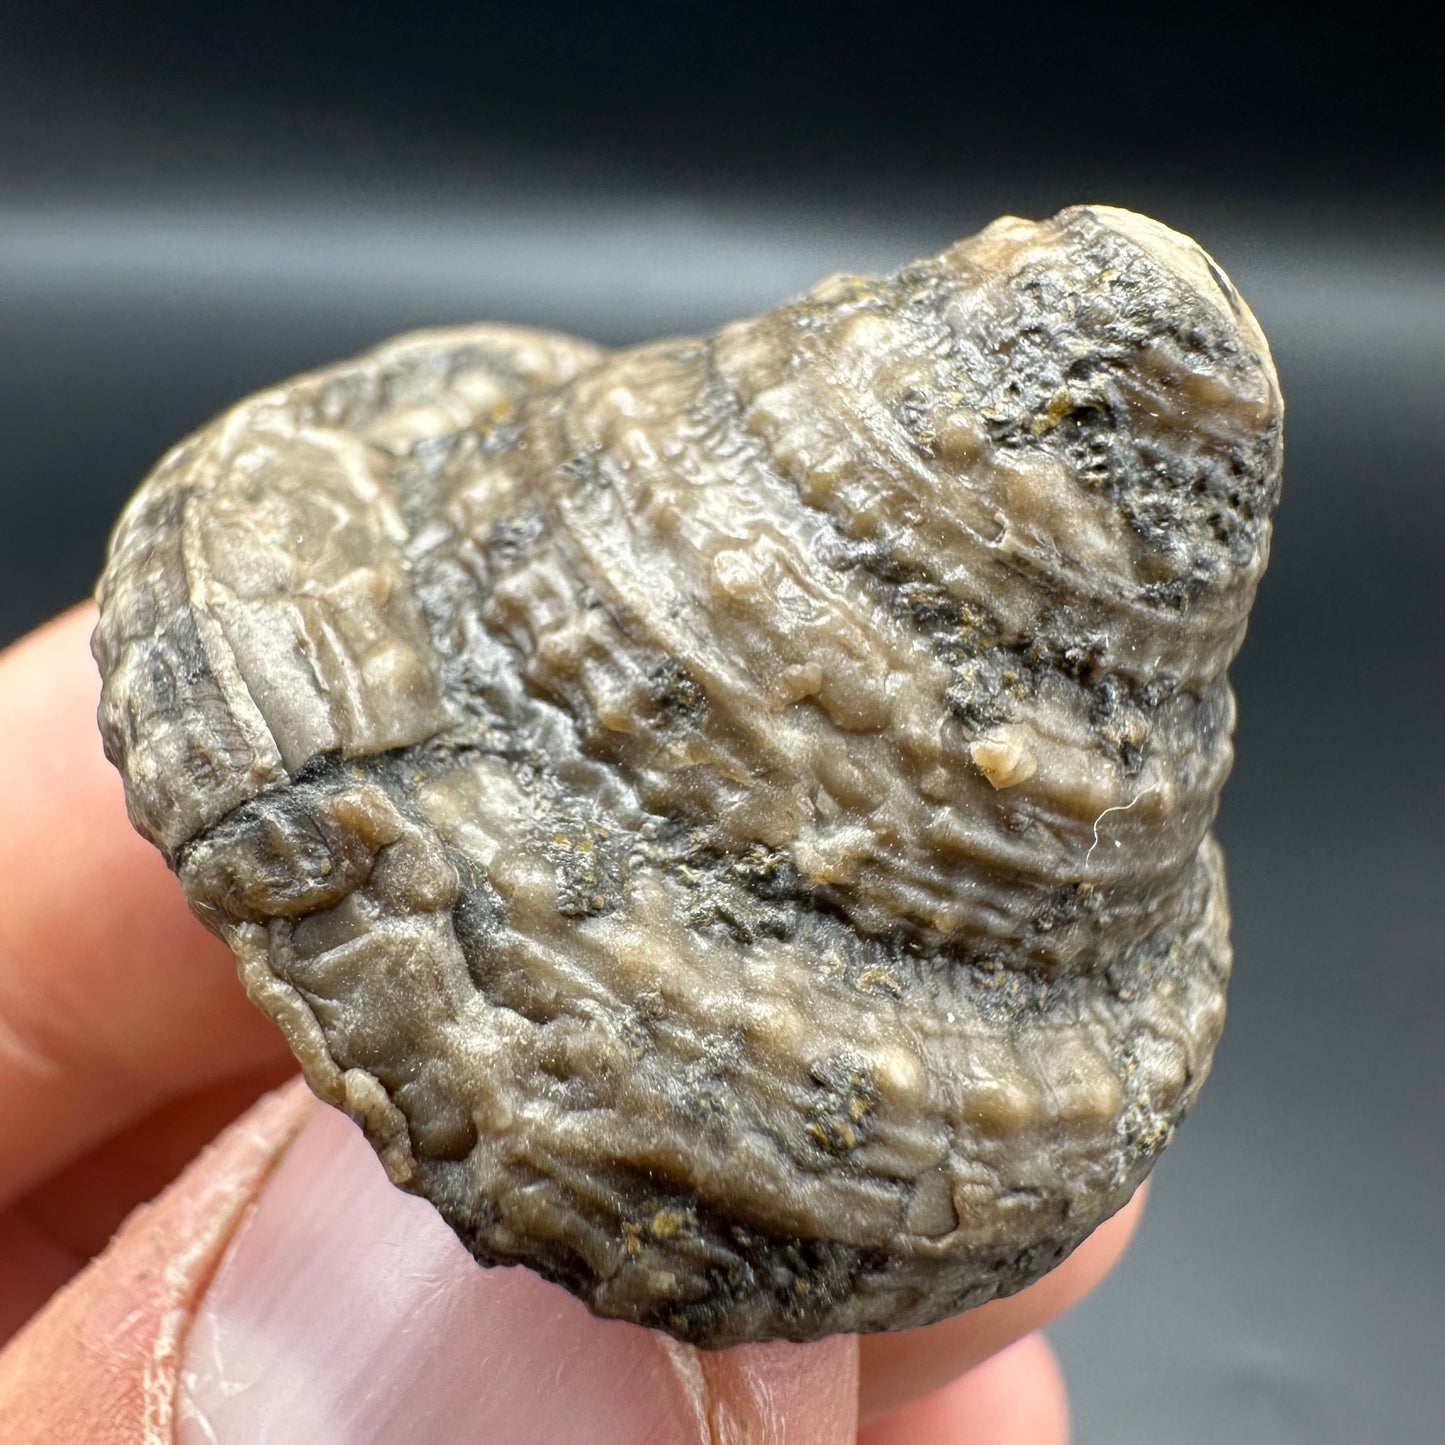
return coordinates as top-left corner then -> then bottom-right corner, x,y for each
93,206 -> 1282,1346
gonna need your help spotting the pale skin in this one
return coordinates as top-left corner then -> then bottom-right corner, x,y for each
0,606 -> 1146,1443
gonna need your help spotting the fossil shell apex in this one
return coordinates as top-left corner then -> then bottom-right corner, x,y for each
93,206 -> 1282,1347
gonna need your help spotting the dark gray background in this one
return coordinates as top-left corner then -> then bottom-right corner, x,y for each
2,5 -> 1441,1441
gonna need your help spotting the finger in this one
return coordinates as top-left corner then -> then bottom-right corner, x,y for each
174,1103 -> 858,1444
0,1064 -> 297,1346
0,606 -> 291,1205
0,1088 -> 860,1445
859,1332 -> 1068,1445
858,1183 -> 1147,1424
0,1079 -> 315,1445
0,1212 -> 77,1343
14,1063 -> 297,1263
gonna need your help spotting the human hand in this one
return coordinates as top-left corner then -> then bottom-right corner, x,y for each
0,606 -> 1145,1444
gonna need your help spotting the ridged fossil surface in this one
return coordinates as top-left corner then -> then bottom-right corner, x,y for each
93,205 -> 1282,1346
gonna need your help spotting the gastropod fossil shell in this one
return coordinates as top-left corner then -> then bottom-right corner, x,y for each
93,205 -> 1282,1346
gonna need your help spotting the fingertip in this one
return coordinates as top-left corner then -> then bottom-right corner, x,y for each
703,1335 -> 859,1445
859,1182 -> 1147,1423
0,603 -> 290,1204
0,604 -> 107,792
177,1105 -> 859,1445
0,1080 -> 315,1445
860,1332 -> 1068,1445
0,603 -> 234,1024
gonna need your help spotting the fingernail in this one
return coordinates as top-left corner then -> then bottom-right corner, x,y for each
177,1105 -> 856,1445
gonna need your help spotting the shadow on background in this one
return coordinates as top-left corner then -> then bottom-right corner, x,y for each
2,5 -> 1441,1440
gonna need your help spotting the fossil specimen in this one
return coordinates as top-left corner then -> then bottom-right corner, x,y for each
93,206 -> 1282,1347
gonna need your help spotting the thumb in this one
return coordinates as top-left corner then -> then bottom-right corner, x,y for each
0,1082 -> 858,1445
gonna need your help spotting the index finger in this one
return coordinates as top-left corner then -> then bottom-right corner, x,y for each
0,605 -> 289,1204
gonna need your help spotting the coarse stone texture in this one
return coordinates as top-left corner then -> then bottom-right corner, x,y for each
93,206 -> 1282,1346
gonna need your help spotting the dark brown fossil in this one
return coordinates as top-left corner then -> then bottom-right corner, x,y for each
93,205 -> 1282,1346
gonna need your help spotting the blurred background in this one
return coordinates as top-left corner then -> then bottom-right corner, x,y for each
1,4 -> 1440,1440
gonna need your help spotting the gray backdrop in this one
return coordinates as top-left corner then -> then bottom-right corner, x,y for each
1,177 -> 1441,1442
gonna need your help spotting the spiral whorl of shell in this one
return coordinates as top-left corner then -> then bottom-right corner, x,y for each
94,205 -> 1282,1345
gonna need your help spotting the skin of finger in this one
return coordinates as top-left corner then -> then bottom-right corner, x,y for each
0,1066 -> 299,1347
16,1065 -> 298,1263
0,606 -> 292,1205
0,1080 -> 315,1445
176,1104 -> 857,1445
0,1212 -> 77,1342
695,1338 -> 859,1445
859,1332 -> 1068,1445
857,1182 -> 1147,1424
0,1082 -> 860,1445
